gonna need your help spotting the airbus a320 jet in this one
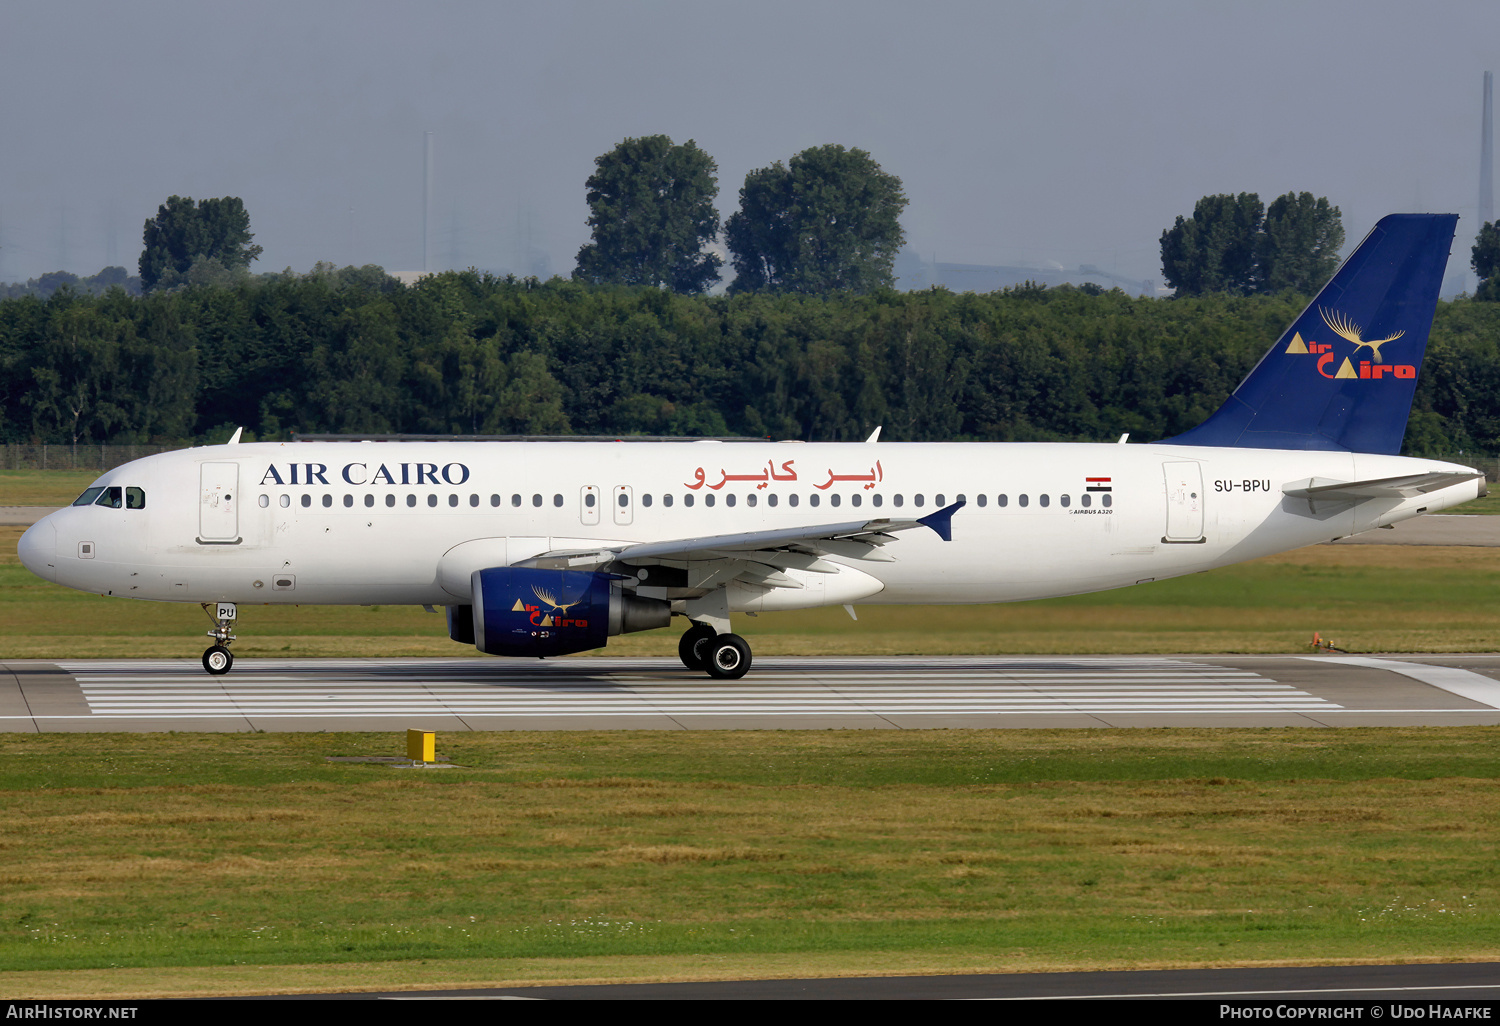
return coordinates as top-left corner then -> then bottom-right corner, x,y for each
18,214 -> 1483,679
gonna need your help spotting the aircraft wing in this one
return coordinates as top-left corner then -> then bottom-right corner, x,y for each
513,501 -> 965,587
1282,471 -> 1484,514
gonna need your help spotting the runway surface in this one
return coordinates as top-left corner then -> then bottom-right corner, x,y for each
4,653 -> 1500,731
321,961 -> 1500,1000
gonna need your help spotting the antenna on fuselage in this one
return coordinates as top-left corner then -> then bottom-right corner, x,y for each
226,427 -> 243,445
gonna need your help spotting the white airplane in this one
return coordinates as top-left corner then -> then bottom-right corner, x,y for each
17,214 -> 1484,679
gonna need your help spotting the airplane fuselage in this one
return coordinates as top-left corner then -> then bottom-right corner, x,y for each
19,440 -> 1481,611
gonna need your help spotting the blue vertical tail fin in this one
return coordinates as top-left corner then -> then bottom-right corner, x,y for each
1159,213 -> 1457,455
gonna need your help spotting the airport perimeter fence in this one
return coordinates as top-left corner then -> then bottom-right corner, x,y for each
2,443 -> 186,472
4,443 -> 1500,482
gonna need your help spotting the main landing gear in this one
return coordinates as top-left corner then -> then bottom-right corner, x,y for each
202,602 -> 237,676
678,622 -> 752,680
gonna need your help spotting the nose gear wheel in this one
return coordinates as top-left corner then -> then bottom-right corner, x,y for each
200,602 -> 238,676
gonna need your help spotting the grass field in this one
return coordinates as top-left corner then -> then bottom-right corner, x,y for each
0,729 -> 1497,998
5,473 -> 1500,998
0,470 -> 97,507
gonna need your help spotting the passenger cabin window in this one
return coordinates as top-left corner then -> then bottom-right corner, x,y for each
302,494 -> 312,508
258,495 -> 269,508
321,494 -> 332,508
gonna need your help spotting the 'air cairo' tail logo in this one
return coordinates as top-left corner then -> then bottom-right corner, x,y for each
1283,308 -> 1415,380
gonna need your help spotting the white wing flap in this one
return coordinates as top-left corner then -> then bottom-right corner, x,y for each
612,516 -> 925,565
509,503 -> 965,600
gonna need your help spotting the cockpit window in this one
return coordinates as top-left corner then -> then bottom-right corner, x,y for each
72,487 -> 105,506
126,487 -> 145,509
94,486 -> 123,509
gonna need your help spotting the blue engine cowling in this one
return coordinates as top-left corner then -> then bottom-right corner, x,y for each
469,567 -> 670,657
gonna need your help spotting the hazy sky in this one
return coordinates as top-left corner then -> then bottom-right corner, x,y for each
2,0 -> 1498,290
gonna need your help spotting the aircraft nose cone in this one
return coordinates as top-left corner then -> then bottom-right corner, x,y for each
18,519 -> 56,582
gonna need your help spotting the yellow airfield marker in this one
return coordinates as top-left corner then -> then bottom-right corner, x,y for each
406,729 -> 436,766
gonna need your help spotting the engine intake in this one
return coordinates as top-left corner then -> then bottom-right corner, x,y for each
469,567 -> 670,657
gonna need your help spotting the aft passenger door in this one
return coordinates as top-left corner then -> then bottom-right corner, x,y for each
1162,461 -> 1205,543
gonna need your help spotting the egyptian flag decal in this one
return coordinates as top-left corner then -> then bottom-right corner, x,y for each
1085,477 -> 1112,492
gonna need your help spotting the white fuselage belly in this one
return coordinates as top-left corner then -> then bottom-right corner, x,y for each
30,441 -> 1481,610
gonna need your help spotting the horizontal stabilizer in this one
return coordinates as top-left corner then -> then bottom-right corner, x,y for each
1282,471 -> 1485,503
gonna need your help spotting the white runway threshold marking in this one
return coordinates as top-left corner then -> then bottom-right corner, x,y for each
1305,656 -> 1500,709
54,657 -> 1342,720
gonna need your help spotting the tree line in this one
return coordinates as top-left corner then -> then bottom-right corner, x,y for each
572,137 -> 906,295
5,268 -> 1500,455
1160,192 -> 1345,296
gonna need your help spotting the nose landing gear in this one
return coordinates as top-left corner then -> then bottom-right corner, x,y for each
201,602 -> 237,675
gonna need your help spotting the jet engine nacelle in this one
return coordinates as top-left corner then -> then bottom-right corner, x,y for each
468,567 -> 671,657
